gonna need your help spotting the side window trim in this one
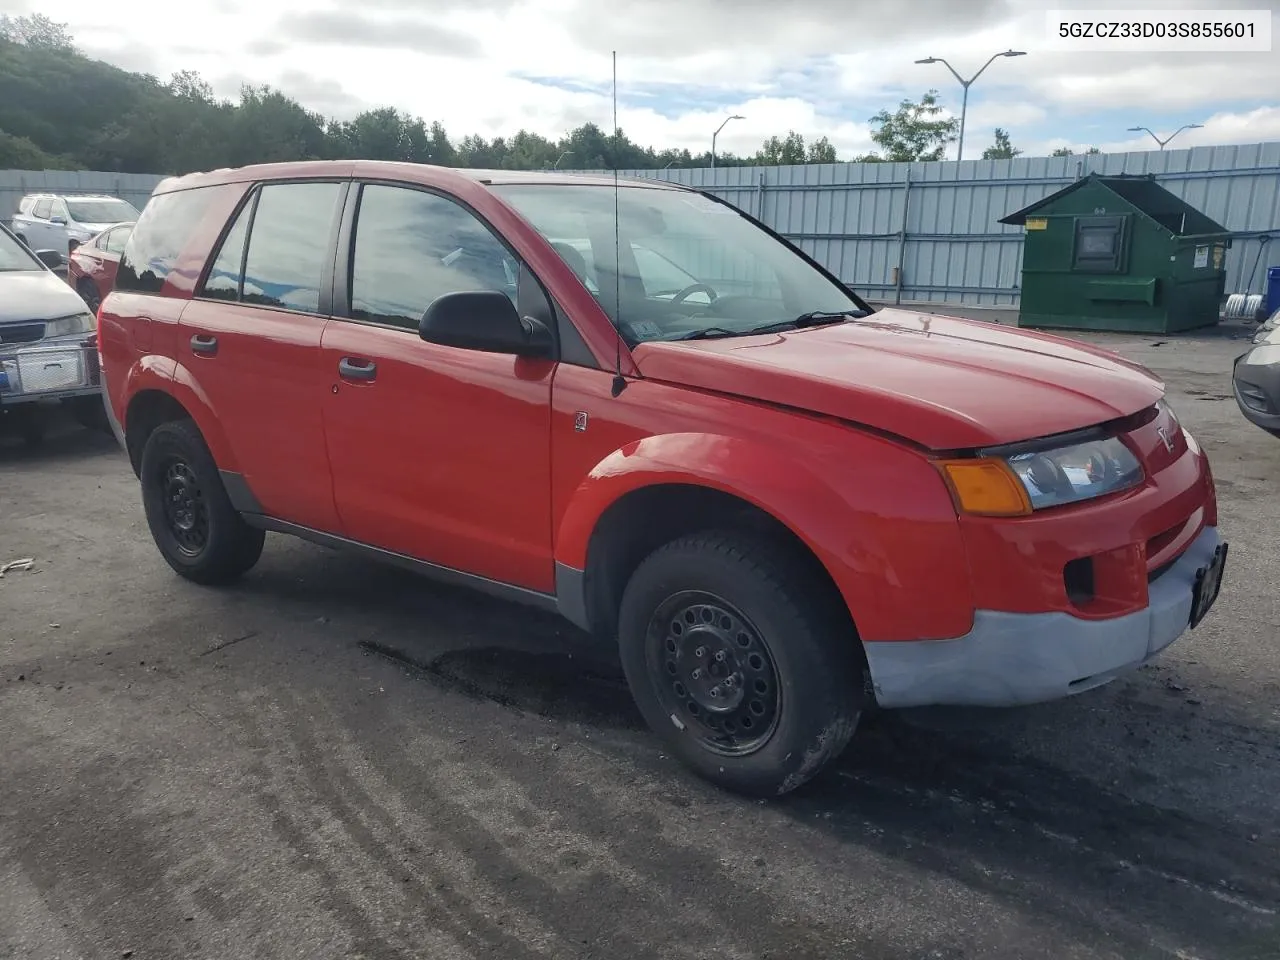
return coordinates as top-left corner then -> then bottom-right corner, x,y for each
192,178 -> 350,316
332,179 -> 570,365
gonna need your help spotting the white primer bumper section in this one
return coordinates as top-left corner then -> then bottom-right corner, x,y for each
864,525 -> 1223,709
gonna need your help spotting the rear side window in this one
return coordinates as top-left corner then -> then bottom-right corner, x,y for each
18,198 -> 33,215
200,181 -> 341,313
104,225 -> 132,256
348,183 -> 519,330
117,187 -> 219,293
201,198 -> 254,301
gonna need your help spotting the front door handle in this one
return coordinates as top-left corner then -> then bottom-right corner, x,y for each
338,356 -> 377,381
190,334 -> 218,356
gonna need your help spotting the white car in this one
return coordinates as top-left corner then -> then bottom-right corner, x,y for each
10,193 -> 141,254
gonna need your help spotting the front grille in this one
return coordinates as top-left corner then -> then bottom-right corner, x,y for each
0,322 -> 46,345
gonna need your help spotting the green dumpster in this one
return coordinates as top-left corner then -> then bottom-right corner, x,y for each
1000,173 -> 1232,333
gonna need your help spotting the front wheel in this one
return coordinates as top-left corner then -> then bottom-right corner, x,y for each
139,418 -> 265,585
618,531 -> 863,797
76,278 -> 102,313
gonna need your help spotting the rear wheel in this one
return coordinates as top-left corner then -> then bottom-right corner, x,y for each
618,531 -> 863,797
139,418 -> 264,584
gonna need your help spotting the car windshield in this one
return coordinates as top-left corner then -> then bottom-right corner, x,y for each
65,198 -> 139,224
0,227 -> 39,271
493,183 -> 867,343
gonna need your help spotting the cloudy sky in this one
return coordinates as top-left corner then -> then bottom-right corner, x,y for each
13,0 -> 1280,160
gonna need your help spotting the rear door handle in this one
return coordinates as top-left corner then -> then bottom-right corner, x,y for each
338,356 -> 377,381
190,334 -> 218,356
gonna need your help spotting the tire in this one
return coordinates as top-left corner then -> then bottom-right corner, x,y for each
617,530 -> 863,797
139,418 -> 265,585
76,278 -> 102,313
69,394 -> 110,433
13,405 -> 45,447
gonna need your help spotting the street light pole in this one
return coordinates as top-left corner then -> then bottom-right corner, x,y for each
1127,124 -> 1203,150
711,114 -> 744,169
915,50 -> 1026,162
554,150 -> 574,169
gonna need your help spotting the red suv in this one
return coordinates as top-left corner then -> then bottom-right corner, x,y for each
98,161 -> 1227,796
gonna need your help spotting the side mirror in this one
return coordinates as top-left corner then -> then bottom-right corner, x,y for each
419,290 -> 553,358
34,249 -> 65,270
49,216 -> 67,226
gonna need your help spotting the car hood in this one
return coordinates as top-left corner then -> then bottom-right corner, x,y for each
0,270 -> 92,324
631,308 -> 1165,450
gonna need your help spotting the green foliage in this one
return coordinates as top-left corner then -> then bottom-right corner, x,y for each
1,19 -> 981,173
981,128 -> 1021,160
868,89 -> 958,162
1051,146 -> 1102,157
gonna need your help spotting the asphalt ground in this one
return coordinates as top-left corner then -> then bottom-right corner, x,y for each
2,317 -> 1278,960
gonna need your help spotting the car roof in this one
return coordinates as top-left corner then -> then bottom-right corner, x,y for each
151,160 -> 691,196
22,193 -> 128,200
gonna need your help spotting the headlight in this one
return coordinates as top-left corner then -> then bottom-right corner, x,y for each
938,433 -> 1144,516
43,313 -> 95,338
1005,436 -> 1143,509
1244,343 -> 1280,366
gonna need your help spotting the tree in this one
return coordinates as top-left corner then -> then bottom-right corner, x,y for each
806,136 -> 837,163
868,90 -> 958,162
981,128 -> 1021,160
0,13 -> 74,50
1051,146 -> 1102,157
756,131 -> 807,165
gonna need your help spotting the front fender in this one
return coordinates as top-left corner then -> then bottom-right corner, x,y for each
554,431 -> 975,643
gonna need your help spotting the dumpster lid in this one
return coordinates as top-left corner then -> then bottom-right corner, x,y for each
1000,173 -> 1229,236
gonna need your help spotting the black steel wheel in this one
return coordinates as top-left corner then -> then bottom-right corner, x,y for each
159,458 -> 210,557
619,530 -> 864,797
646,591 -> 781,757
139,418 -> 265,584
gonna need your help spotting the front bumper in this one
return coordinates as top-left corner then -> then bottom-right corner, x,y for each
1232,348 -> 1280,436
864,524 -> 1224,709
0,338 -> 100,406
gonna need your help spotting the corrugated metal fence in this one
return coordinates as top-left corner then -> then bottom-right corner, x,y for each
5,141 -> 1279,307
584,141 -> 1280,307
0,169 -> 163,224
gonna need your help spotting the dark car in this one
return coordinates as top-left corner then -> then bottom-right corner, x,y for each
1232,308 -> 1280,437
66,221 -> 134,311
0,222 -> 105,445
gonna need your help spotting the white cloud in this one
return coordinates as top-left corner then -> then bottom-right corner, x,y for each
38,0 -> 1280,162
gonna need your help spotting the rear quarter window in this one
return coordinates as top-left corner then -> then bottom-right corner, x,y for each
116,187 -> 219,293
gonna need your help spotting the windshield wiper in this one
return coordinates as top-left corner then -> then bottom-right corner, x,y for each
737,312 -> 854,336
671,326 -> 741,341
673,312 -> 855,342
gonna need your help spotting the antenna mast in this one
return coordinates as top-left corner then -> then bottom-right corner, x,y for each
610,49 -> 627,397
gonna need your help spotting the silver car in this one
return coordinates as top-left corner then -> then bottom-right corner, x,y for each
10,193 -> 141,254
1232,308 -> 1280,438
0,223 -> 105,446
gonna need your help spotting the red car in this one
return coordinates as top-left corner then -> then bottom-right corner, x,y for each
66,221 -> 134,311
96,161 -> 1227,796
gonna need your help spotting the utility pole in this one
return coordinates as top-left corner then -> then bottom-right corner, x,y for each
915,50 -> 1026,161
1128,124 -> 1203,150
711,114 -> 744,169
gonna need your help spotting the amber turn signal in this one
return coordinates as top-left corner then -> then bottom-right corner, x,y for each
935,458 -> 1033,517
